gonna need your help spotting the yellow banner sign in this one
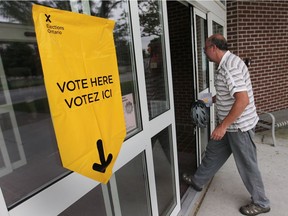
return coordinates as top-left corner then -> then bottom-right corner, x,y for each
32,5 -> 126,183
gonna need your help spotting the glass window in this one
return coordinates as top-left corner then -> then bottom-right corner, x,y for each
138,0 -> 170,119
152,126 -> 176,216
0,41 -> 65,208
59,184 -> 107,216
60,152 -> 151,216
213,21 -> 224,35
89,0 -> 141,137
0,0 -> 140,208
115,152 -> 151,216
196,15 -> 208,92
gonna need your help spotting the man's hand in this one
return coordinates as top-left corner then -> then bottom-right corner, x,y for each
211,124 -> 227,140
211,91 -> 249,140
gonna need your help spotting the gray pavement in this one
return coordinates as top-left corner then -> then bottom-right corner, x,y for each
189,126 -> 288,216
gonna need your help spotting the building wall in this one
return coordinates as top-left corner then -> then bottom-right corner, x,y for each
227,0 -> 288,112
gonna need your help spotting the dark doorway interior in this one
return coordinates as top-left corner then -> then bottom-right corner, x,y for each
167,1 -> 197,197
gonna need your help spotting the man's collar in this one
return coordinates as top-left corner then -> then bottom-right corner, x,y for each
217,50 -> 230,70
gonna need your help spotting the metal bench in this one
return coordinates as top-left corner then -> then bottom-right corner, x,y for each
257,109 -> 288,146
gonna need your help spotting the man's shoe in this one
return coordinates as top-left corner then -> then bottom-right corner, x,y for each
182,173 -> 202,192
239,203 -> 270,216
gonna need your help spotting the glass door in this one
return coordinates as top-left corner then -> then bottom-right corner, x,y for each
166,1 -> 197,198
193,8 -> 210,165
0,39 -> 27,179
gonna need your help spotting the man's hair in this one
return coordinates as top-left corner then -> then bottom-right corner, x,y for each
208,35 -> 228,51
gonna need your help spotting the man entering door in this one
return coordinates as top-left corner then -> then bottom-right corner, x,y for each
183,34 -> 270,216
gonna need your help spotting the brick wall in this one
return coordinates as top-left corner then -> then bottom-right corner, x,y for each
227,0 -> 288,112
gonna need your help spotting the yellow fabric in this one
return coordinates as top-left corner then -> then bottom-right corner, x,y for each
32,4 -> 126,183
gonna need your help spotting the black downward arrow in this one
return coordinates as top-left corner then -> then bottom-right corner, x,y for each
92,139 -> 113,173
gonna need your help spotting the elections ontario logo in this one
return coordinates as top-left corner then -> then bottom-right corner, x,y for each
45,13 -> 64,35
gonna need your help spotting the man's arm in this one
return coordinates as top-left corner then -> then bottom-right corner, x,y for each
211,91 -> 249,140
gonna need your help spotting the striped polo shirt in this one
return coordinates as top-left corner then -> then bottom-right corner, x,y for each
215,51 -> 259,132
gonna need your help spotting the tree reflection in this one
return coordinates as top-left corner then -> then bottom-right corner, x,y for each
0,1 -> 71,24
138,0 -> 167,119
138,0 -> 161,37
90,0 -> 122,18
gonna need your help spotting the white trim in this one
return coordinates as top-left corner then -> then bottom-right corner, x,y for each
109,175 -> 122,216
101,184 -> 113,216
215,0 -> 227,10
161,1 -> 180,214
69,0 -> 79,13
113,132 -> 147,171
0,23 -> 35,42
207,12 -> 226,131
81,0 -> 91,15
194,7 -> 206,20
145,142 -> 159,215
193,7 -> 209,165
190,6 -> 200,166
187,0 -> 226,21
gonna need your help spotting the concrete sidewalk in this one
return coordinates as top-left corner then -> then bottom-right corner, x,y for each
190,127 -> 288,216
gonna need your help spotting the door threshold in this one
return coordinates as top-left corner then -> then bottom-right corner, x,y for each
178,179 -> 212,216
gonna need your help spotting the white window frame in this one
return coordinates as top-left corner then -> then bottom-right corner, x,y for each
192,8 -> 209,165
